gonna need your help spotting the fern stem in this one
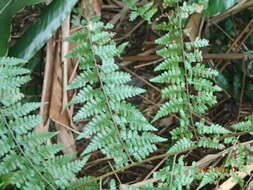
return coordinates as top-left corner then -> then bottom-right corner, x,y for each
169,154 -> 177,189
237,69 -> 246,121
86,24 -> 134,163
176,4 -> 199,140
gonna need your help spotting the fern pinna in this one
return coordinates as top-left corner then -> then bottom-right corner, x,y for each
151,0 -> 221,142
67,18 -> 165,168
0,57 -> 88,189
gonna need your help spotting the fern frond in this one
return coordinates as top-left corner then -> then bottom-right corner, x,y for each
0,135 -> 14,156
231,120 -> 253,131
68,19 -> 164,167
0,88 -> 24,106
192,63 -> 219,78
161,84 -> 187,99
154,57 -> 182,71
73,98 -> 106,120
151,0 -> 220,140
9,115 -> 42,135
170,126 -> 193,140
47,157 -> 88,188
105,84 -> 145,101
197,138 -> 225,149
1,102 -> 45,118
0,57 -> 88,189
150,68 -> 184,84
197,171 -> 223,190
17,132 -> 58,148
128,2 -> 157,23
0,57 -> 26,66
123,131 -> 166,161
0,58 -> 30,108
196,122 -> 231,135
155,31 -> 181,45
0,153 -> 23,175
168,138 -> 195,154
25,144 -> 64,163
185,39 -> 209,50
67,69 -> 98,90
153,98 -> 187,122
154,156 -> 197,189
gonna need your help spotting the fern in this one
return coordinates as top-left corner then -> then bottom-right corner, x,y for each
148,0 -> 229,167
151,0 -> 221,136
67,18 -> 165,168
154,156 -> 197,190
0,57 -> 88,189
196,121 -> 231,135
167,138 -> 195,154
144,1 -> 237,188
196,171 -> 225,190
231,117 -> 253,131
123,0 -> 157,23
197,138 -> 225,149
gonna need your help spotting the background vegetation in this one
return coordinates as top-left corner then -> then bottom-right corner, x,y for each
1,0 -> 253,189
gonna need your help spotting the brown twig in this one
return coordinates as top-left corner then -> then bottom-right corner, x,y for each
218,17 -> 253,71
208,1 -> 253,25
118,64 -> 161,92
123,53 -> 252,62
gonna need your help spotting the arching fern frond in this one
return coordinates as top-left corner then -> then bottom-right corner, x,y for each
0,57 -> 88,189
67,18 -> 165,167
151,0 -> 220,125
150,1 -> 222,158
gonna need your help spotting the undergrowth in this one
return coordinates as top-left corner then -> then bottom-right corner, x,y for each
1,0 -> 253,189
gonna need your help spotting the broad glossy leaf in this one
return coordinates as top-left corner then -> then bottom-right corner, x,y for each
0,0 -> 46,56
245,84 -> 253,101
0,0 -> 11,14
232,73 -> 241,101
9,0 -> 78,60
216,73 -> 229,91
204,0 -> 237,16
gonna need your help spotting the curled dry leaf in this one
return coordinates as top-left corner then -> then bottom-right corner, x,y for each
185,4 -> 204,42
81,0 -> 102,17
93,0 -> 102,16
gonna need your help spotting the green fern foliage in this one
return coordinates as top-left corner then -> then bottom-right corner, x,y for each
123,0 -> 157,23
150,0 -> 221,144
0,57 -> 87,189
196,121 -> 231,135
231,115 -> 253,132
196,171 -> 224,190
0,57 -> 29,106
67,18 -> 165,167
167,138 -> 195,154
151,0 -> 220,122
154,156 -> 197,190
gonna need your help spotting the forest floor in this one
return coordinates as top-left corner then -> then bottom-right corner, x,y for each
11,1 -> 253,189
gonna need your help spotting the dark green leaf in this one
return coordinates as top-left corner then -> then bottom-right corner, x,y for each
0,0 -> 46,56
9,0 -> 78,60
232,73 -> 241,101
204,0 -> 237,17
245,84 -> 253,101
216,73 -> 229,91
